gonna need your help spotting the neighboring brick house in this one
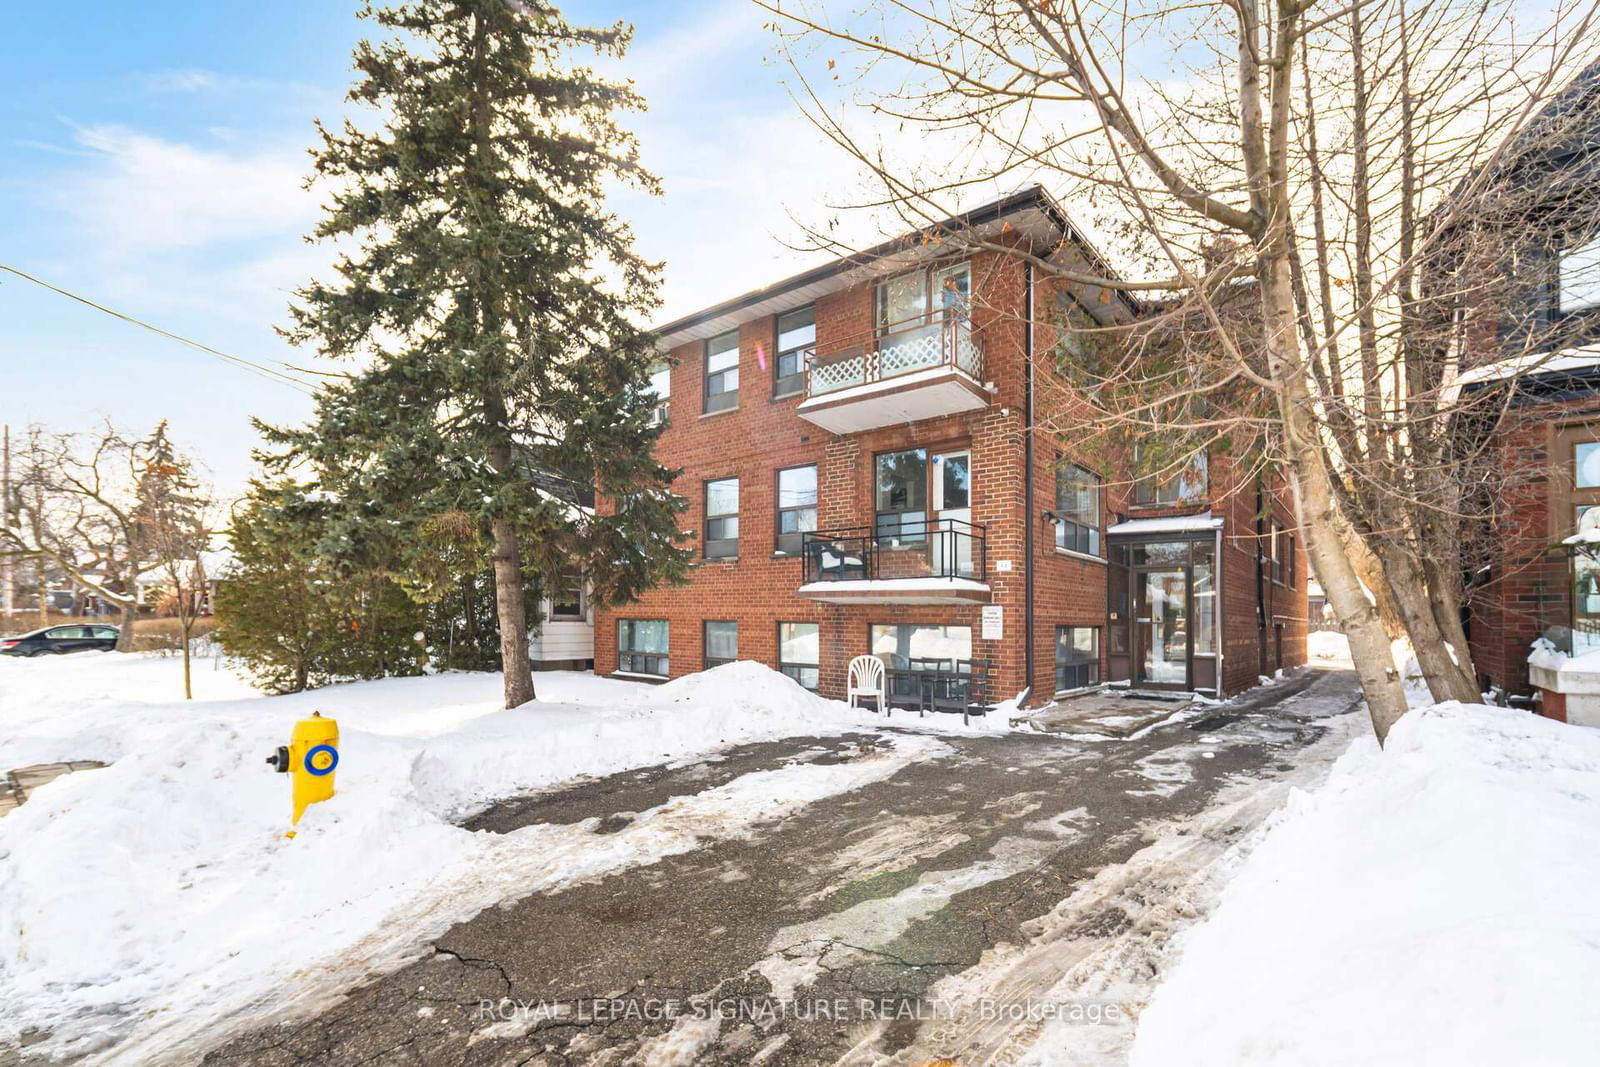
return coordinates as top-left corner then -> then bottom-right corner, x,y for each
1460,356 -> 1600,713
594,187 -> 1306,709
1435,62 -> 1600,716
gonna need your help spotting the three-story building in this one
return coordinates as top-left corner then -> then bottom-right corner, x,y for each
595,187 -> 1306,709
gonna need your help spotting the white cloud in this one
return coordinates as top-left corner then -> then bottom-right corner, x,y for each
58,124 -> 316,253
142,69 -> 221,93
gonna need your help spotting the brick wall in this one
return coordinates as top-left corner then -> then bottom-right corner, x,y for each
1466,395 -> 1600,693
594,252 -> 1040,702
595,247 -> 1307,705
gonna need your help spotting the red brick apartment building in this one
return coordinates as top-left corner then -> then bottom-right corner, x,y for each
594,187 -> 1306,710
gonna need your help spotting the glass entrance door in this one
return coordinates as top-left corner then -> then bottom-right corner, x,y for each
1136,567 -> 1190,687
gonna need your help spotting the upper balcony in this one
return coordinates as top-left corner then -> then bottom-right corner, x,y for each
796,518 -> 991,605
795,317 -> 990,434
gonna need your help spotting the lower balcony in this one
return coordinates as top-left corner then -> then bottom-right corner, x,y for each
796,519 -> 991,604
795,320 -> 990,434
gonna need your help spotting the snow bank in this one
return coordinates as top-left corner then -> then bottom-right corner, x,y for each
1130,701 -> 1600,1066
0,655 -> 984,1062
1306,629 -> 1351,665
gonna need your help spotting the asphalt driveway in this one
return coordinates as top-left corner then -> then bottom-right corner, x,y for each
203,670 -> 1359,1067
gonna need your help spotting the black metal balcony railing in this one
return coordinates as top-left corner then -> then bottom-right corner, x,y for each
805,317 -> 983,399
800,517 -> 987,584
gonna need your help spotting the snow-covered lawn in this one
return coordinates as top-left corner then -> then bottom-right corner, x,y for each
0,653 -> 1006,1063
1129,700 -> 1600,1066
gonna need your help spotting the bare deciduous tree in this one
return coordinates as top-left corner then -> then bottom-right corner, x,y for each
761,0 -> 1600,741
135,422 -> 213,699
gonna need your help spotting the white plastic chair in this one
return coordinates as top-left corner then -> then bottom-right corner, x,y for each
847,654 -> 886,714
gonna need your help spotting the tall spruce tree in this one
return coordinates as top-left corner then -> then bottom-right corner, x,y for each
269,0 -> 689,707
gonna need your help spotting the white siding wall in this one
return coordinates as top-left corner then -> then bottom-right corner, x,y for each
528,592 -> 595,664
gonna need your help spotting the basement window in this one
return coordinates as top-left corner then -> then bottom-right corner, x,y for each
618,619 -> 668,677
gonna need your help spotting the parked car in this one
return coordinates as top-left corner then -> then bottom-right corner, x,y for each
0,624 -> 120,657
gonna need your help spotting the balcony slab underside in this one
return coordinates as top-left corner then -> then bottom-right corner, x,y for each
795,576 -> 992,605
795,367 -> 990,434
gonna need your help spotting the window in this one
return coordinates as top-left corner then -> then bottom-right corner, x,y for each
875,448 -> 928,543
647,361 -> 671,425
704,477 -> 740,559
776,465 -> 818,555
875,262 -> 971,335
1193,560 -> 1216,655
878,270 -> 927,333
704,330 -> 739,413
1055,627 -> 1100,691
1054,461 -> 1102,556
1286,533 -> 1297,586
704,621 -> 737,669
775,306 -> 814,397
1559,237 -> 1600,314
1268,519 -> 1282,584
1578,440 -> 1600,489
778,622 -> 820,689
869,624 -> 972,669
548,575 -> 584,620
1134,447 -> 1209,506
1053,292 -> 1093,368
618,619 -> 668,676
92,626 -> 119,639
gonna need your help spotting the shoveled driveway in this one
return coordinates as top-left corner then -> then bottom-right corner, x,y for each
204,670 -> 1360,1067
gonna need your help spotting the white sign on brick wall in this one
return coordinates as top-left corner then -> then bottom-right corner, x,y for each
981,605 -> 1004,640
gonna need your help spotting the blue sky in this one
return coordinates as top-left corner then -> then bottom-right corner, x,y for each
1,2 -> 865,493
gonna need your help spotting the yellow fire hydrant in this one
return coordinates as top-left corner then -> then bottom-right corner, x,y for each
265,712 -> 339,836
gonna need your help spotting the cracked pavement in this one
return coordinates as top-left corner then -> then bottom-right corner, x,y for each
201,670 -> 1359,1067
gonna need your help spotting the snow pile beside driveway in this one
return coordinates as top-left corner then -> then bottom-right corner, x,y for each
1306,629 -> 1350,666
0,656 -> 975,1063
1131,701 -> 1600,1067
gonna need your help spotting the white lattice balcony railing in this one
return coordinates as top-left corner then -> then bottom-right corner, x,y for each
806,319 -> 982,398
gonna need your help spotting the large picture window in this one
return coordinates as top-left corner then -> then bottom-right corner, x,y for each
875,262 -> 971,335
618,620 -> 668,677
874,448 -> 928,543
776,465 -> 818,555
778,622 -> 820,690
704,621 -> 737,669
775,306 -> 814,397
704,477 -> 740,559
869,624 -> 972,669
1055,461 -> 1102,556
1055,627 -> 1100,691
704,330 -> 739,413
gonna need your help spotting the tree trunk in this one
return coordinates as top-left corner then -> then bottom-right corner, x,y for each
36,559 -> 48,626
1260,256 -> 1411,741
1422,553 -> 1481,700
489,516 -> 536,708
181,621 -> 193,700
1339,522 -> 1406,641
1368,541 -> 1479,703
116,567 -> 139,652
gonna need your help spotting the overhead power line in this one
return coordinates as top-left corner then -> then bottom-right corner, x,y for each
0,263 -> 320,395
